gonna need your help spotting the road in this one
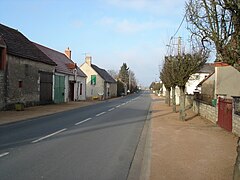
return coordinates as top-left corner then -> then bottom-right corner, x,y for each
0,92 -> 151,180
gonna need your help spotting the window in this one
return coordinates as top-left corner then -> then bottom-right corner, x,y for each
25,64 -> 29,76
19,80 -> 23,88
0,48 -> 3,70
91,75 -> 96,85
0,47 -> 6,70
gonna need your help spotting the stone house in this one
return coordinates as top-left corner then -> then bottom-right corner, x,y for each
0,24 -> 56,110
80,56 -> 117,99
34,43 -> 87,103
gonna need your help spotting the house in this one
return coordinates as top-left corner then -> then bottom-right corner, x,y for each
34,43 -> 87,103
186,63 -> 214,94
0,24 -> 56,110
161,63 -> 214,105
198,62 -> 240,99
80,56 -> 117,99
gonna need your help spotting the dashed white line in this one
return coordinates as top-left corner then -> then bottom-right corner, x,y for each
116,105 -> 121,108
0,152 -> 9,158
96,112 -> 106,117
32,128 -> 67,143
108,108 -> 115,112
121,103 -> 126,106
75,118 -> 92,125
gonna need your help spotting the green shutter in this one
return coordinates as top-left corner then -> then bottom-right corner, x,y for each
91,75 -> 96,85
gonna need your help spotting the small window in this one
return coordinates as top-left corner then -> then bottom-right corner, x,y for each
25,64 -> 29,76
91,75 -> 96,85
0,47 -> 3,70
19,80 -> 23,88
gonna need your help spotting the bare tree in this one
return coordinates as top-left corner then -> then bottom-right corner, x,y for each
175,49 -> 209,121
160,64 -> 172,106
108,69 -> 119,79
164,56 -> 178,112
186,0 -> 234,64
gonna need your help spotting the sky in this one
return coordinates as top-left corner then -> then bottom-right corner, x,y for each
0,0 -> 189,87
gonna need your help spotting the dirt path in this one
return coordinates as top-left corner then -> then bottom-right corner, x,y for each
150,95 -> 237,180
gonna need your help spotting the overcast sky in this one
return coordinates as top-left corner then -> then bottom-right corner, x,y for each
0,0 -> 189,87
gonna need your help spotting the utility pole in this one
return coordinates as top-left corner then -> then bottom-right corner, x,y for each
178,36 -> 181,55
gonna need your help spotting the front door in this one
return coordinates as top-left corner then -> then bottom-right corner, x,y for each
69,82 -> 74,101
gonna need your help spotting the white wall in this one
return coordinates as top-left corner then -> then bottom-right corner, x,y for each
186,73 -> 209,94
80,63 -> 105,98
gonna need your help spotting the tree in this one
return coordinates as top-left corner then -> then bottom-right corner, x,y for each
164,56 -> 179,112
221,0 -> 240,66
108,69 -> 118,79
174,49 -> 208,121
160,63 -> 172,106
129,70 -> 138,93
119,63 -> 129,87
185,0 -> 234,64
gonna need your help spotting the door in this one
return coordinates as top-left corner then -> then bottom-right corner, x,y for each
69,82 -> 74,101
54,75 -> 65,103
40,72 -> 53,104
218,97 -> 232,132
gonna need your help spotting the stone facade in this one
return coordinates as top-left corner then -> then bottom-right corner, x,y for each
1,54 -> 54,110
233,114 -> 240,136
192,100 -> 218,124
0,71 -> 5,110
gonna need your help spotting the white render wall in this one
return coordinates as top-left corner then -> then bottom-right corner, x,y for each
186,73 -> 209,94
215,66 -> 240,98
80,62 -> 105,98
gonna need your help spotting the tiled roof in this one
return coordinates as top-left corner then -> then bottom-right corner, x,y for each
91,64 -> 116,83
0,24 -> 56,66
34,42 -> 86,77
198,63 -> 215,73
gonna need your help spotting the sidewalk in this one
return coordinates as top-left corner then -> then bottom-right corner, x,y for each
0,100 -> 100,125
149,94 -> 238,180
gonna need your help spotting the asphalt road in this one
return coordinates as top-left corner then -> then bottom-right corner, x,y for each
0,92 -> 151,180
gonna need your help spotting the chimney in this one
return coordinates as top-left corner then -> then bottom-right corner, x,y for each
65,47 -> 71,59
85,55 -> 92,66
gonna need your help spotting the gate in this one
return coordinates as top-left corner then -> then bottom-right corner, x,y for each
40,72 -> 53,104
54,75 -> 65,103
218,97 -> 232,132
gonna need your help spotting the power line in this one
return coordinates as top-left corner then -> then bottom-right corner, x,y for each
165,12 -> 186,56
172,13 -> 186,39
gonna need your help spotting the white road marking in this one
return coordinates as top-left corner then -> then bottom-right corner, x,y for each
121,103 -> 126,106
32,128 -> 67,143
116,105 -> 121,108
0,152 -> 9,158
96,112 -> 106,117
75,118 -> 92,125
108,108 -> 115,112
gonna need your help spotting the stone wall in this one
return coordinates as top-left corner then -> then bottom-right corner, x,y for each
192,100 -> 218,124
233,114 -> 240,136
0,71 -> 4,109
1,54 -> 54,110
